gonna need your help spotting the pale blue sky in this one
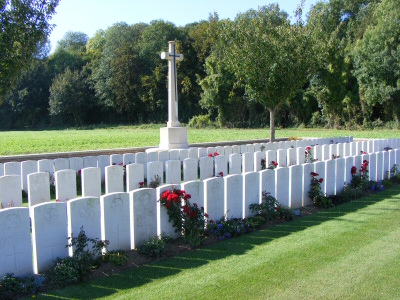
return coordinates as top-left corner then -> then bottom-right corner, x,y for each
49,0 -> 320,52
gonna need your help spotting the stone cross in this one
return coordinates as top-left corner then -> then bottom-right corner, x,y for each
161,41 -> 183,127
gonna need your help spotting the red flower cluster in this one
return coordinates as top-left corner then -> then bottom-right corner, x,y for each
218,171 -> 224,177
351,166 -> 357,175
310,172 -> 319,177
360,150 -> 367,155
360,160 -> 369,174
208,152 -> 220,157
139,181 -> 145,188
271,161 -> 278,167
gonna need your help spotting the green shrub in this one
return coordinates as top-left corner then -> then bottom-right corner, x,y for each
45,227 -> 109,288
103,250 -> 129,266
138,235 -> 171,258
0,273 -> 46,299
188,114 -> 215,128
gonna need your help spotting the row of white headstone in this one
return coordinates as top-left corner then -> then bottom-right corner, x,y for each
1,138 -> 400,278
1,137 -> 399,209
0,137 -> 356,208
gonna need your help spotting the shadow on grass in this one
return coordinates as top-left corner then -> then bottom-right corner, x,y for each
38,186 -> 400,299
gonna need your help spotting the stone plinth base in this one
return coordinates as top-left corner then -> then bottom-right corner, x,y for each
159,127 -> 188,150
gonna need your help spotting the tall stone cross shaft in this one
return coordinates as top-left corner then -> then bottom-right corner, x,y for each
161,41 -> 183,127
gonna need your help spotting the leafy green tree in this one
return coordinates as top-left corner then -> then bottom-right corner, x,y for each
217,4 -> 318,140
55,31 -> 88,53
49,68 -> 94,125
4,59 -> 52,127
352,0 -> 400,122
306,0 -> 379,127
0,0 -> 59,100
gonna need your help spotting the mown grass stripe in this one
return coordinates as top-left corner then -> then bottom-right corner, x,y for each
38,187 -> 400,300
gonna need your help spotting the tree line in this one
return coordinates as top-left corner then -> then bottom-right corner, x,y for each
1,0 -> 399,137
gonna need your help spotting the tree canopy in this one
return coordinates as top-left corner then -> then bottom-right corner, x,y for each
0,0 -> 59,100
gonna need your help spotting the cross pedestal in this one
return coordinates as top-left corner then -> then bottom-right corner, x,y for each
159,41 -> 188,150
159,126 -> 188,150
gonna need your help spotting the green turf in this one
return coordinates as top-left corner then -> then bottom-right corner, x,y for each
1,126 -> 399,155
36,186 -> 400,299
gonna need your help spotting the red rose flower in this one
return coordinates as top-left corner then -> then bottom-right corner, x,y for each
204,213 -> 209,218
319,178 -> 324,183
310,172 -> 319,177
165,202 -> 171,209
167,193 -> 179,202
208,153 -> 213,157
219,171 -> 224,177
161,190 -> 170,199
214,152 -> 219,156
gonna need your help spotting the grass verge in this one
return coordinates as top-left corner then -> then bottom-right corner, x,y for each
1,126 -> 400,156
36,186 -> 400,299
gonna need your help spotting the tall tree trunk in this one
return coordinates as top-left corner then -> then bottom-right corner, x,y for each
269,108 -> 275,142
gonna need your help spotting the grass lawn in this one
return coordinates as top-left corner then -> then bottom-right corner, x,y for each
1,126 -> 400,156
37,186 -> 400,299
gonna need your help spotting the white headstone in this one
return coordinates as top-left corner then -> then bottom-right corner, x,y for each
55,169 -> 76,202
243,172 -> 259,218
31,202 -> 68,274
266,150 -> 277,167
240,145 -> 248,154
277,149 -> 287,168
254,143 -> 262,152
259,169 -> 276,199
82,167 -> 101,197
69,157 -> 83,173
188,148 -> 198,159
204,177 -> 224,222
368,152 -> 377,182
67,197 -> 101,256
344,142 -> 351,157
246,144 -> 255,153
4,161 -> 21,176
207,147 -> 217,155
325,160 -> 336,197
179,149 -> 190,161
97,155 -> 110,183
289,165 -> 303,208
224,146 -> 233,157
105,165 -> 124,194
314,161 -> 326,195
296,147 -> 305,165
158,150 -> 170,167
130,188 -> 157,249
232,145 -> 240,154
0,175 -> 22,207
383,151 -> 390,179
169,149 -> 180,161
181,180 -> 204,209
110,154 -> 123,166
335,158 -> 345,195
302,163 -> 314,206
275,167 -> 290,207
215,155 -> 227,177
28,172 -> 50,209
126,163 -> 144,191
157,184 -> 180,238
165,160 -> 181,184
147,151 -> 159,163
345,156 -> 355,185
183,158 -> 198,182
228,153 -> 241,175
287,148 -> 296,166
0,163 -> 3,177
216,146 -> 225,156
21,160 -> 38,192
135,152 -> 148,178
83,156 -> 98,168
147,161 -> 164,186
198,147 -> 207,158
100,192 -> 130,251
242,152 -> 254,173
0,207 -> 32,277
314,145 -> 323,161
376,151 -> 384,181
54,158 -> 69,171
224,174 -> 243,219
254,151 -> 263,172
123,153 -> 135,166
199,156 -> 214,180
